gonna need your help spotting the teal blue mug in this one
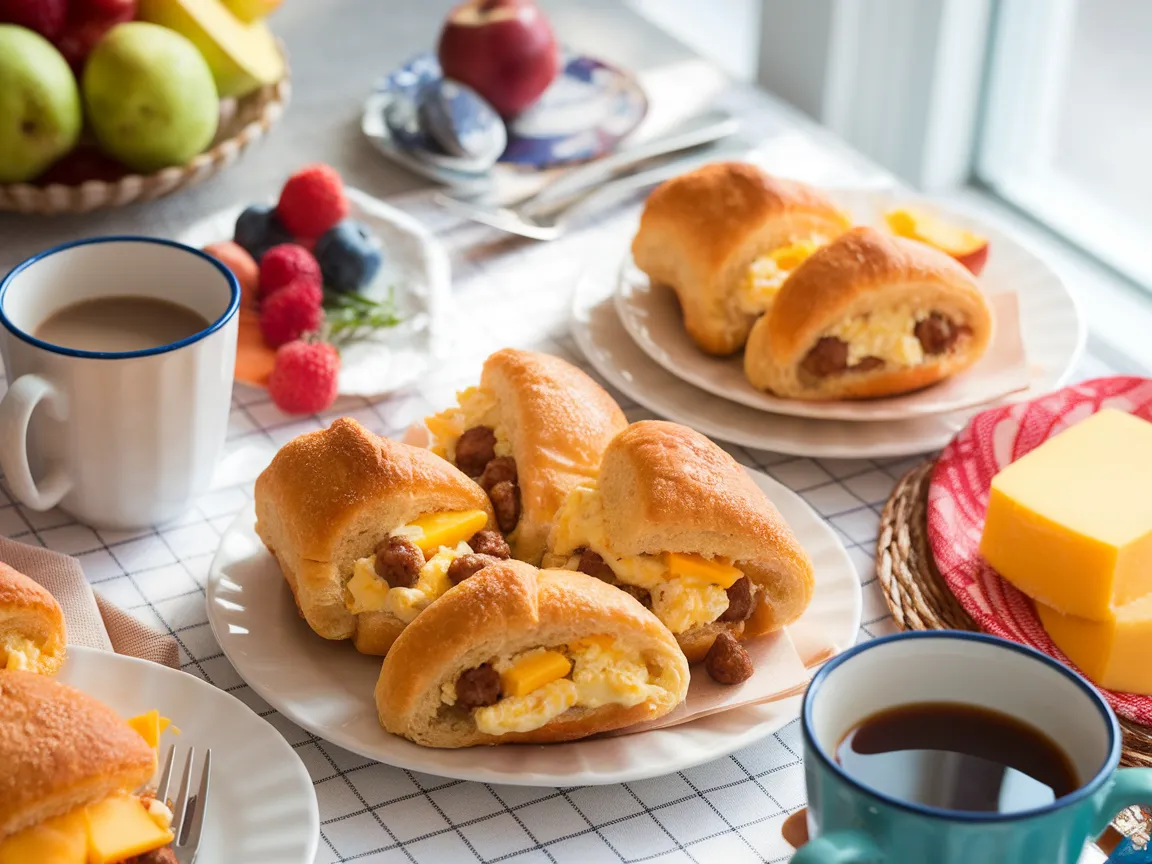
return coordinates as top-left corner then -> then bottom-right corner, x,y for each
794,631 -> 1152,863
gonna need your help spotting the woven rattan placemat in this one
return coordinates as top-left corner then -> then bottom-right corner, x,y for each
877,461 -> 1152,769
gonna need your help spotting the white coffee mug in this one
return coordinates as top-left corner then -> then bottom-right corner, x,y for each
0,237 -> 240,529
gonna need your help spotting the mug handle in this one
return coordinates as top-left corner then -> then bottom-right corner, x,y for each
1094,768 -> 1152,859
0,374 -> 72,511
792,830 -> 884,863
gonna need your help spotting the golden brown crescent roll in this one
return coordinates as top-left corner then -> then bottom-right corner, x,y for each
543,421 -> 815,662
375,559 -> 689,747
0,672 -> 165,853
424,349 -> 627,565
255,417 -> 498,657
631,162 -> 851,356
0,562 -> 65,675
744,226 -> 994,401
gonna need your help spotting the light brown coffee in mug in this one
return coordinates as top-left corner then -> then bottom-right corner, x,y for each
35,296 -> 210,352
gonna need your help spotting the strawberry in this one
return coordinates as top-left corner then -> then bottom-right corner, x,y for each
267,341 -> 340,414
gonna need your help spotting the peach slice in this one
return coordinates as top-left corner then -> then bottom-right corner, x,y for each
234,308 -> 276,387
885,207 -> 989,275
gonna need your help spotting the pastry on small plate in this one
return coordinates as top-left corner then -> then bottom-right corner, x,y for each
255,417 -> 502,656
543,420 -> 815,662
0,672 -> 176,862
631,162 -> 851,356
424,349 -> 627,565
0,562 -> 65,674
744,226 -> 994,401
375,558 -> 689,747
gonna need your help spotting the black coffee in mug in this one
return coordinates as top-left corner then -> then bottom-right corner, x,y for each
835,702 -> 1080,813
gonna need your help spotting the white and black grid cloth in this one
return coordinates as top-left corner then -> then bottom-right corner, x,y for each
0,191 -> 1114,864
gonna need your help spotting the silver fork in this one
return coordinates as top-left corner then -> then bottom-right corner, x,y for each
156,744 -> 212,864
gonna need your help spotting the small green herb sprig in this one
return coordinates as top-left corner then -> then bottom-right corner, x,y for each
322,287 -> 403,344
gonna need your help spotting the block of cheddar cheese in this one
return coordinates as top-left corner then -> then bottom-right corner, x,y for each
1036,595 -> 1152,694
979,409 -> 1152,620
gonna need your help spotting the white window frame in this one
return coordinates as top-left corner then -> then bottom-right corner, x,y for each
977,0 -> 1152,291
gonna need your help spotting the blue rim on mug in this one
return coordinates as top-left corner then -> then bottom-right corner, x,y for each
0,236 -> 242,361
801,630 -> 1121,823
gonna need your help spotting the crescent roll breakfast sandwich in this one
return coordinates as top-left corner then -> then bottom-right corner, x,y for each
631,162 -> 851,356
543,420 -> 815,664
424,348 -> 627,565
0,562 -> 66,674
0,672 -> 176,863
255,417 -> 505,657
743,226 -> 994,401
376,558 -> 689,747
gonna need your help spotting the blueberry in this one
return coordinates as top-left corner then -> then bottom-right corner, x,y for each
234,204 -> 293,262
315,220 -> 384,293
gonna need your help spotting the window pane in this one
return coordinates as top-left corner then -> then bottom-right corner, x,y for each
1052,0 -> 1152,228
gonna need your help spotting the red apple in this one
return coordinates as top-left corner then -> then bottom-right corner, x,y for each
56,0 -> 137,72
35,146 -> 128,185
437,0 -> 559,118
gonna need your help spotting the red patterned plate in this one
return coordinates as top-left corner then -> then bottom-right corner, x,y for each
928,376 -> 1152,724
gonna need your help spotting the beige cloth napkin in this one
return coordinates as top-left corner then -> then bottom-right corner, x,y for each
0,536 -> 179,668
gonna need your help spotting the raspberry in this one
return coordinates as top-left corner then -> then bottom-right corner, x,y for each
259,284 -> 323,348
277,164 -> 349,238
0,0 -> 67,40
268,341 -> 340,414
259,243 -> 321,299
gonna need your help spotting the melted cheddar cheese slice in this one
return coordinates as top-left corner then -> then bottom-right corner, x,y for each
552,483 -> 743,632
466,637 -> 659,735
737,237 -> 827,315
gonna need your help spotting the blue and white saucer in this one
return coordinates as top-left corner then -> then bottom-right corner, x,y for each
362,50 -> 648,189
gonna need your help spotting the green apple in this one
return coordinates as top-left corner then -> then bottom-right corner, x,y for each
82,22 -> 220,173
0,26 -> 82,184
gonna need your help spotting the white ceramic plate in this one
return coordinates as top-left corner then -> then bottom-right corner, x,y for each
57,647 -> 319,864
179,187 -> 451,397
614,189 -> 1083,421
205,470 -> 861,786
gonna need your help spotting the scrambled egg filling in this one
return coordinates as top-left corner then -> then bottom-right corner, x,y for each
551,483 -> 737,633
2,635 -> 41,672
825,306 -> 926,367
346,540 -> 472,623
737,236 -> 828,315
465,638 -> 661,736
424,386 -> 513,464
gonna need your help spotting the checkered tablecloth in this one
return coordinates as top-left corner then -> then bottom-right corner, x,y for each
0,187 -> 1115,864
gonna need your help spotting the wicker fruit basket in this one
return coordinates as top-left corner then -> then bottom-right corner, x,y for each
0,62 -> 290,216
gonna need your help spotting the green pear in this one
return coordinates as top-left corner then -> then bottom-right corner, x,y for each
0,26 -> 82,184
83,22 -> 219,173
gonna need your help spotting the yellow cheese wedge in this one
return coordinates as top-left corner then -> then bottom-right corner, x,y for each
664,552 -> 743,589
85,793 -> 174,864
0,808 -> 88,864
127,709 -> 172,749
980,410 -> 1152,620
405,510 -> 488,555
501,651 -> 573,698
1036,594 -> 1152,694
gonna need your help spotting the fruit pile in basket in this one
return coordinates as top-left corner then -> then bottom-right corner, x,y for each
203,164 -> 399,416
0,0 -> 284,185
